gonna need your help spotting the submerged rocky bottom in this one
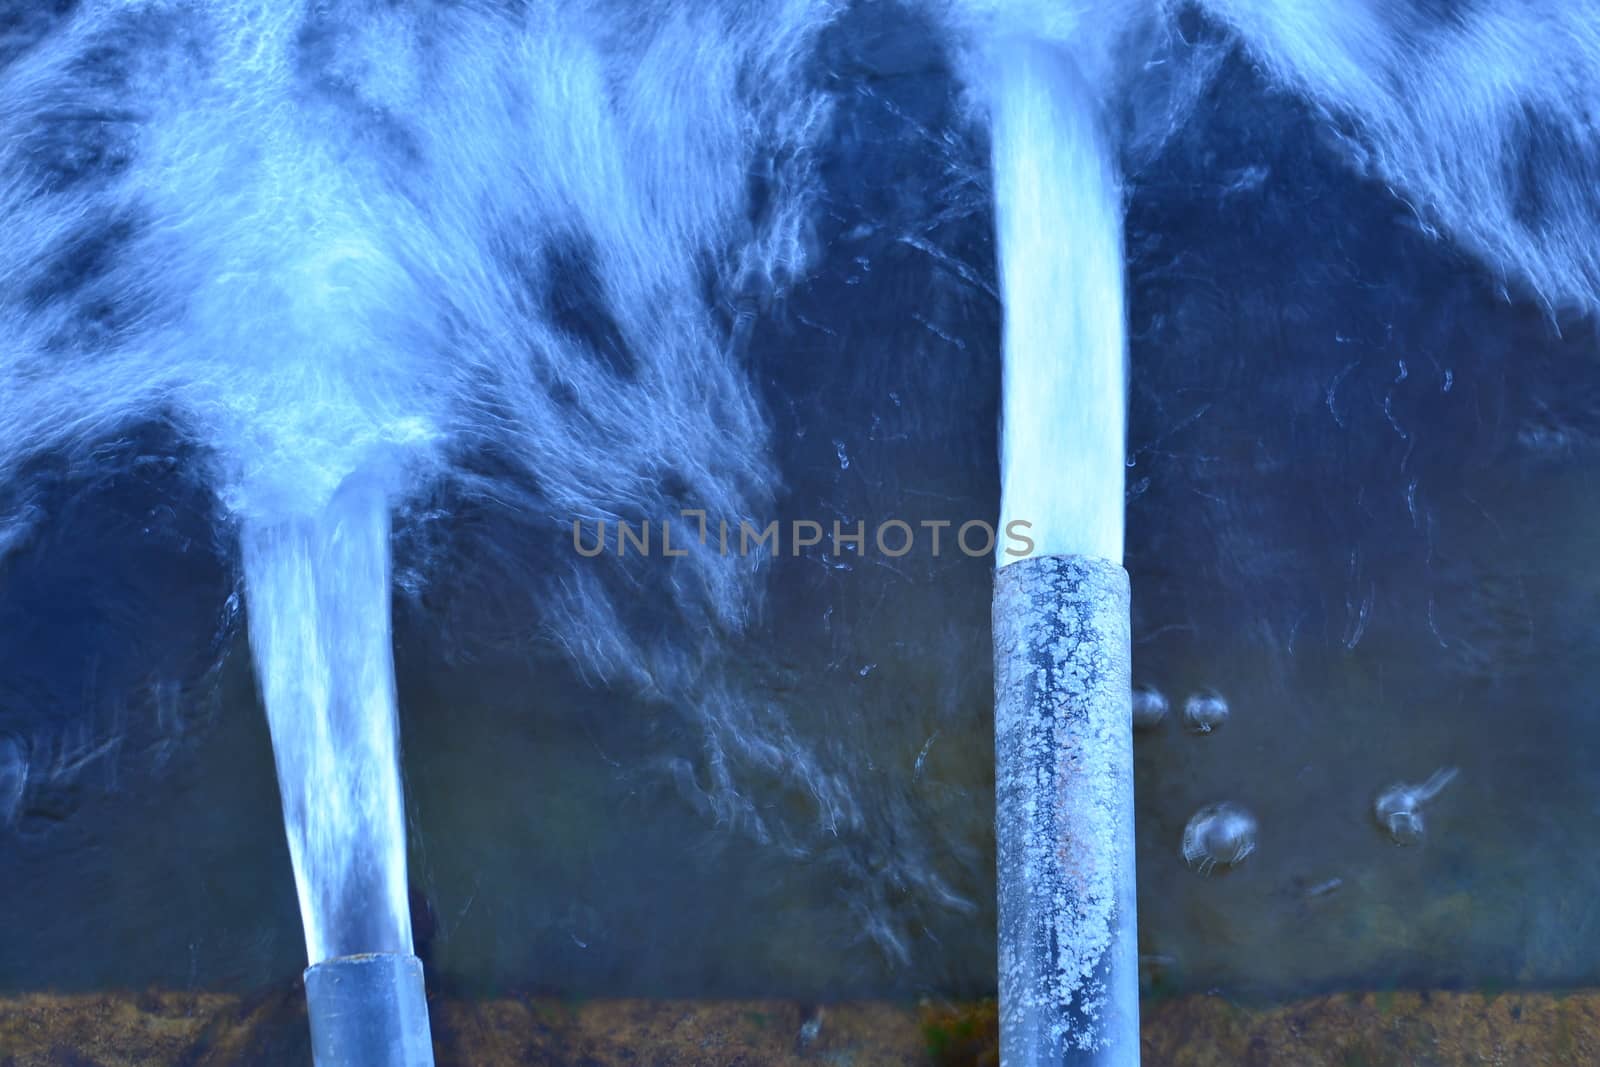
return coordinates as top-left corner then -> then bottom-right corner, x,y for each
1,988 -> 1595,1066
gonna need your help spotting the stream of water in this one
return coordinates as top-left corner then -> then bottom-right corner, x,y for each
989,36 -> 1127,565
242,478 -> 411,964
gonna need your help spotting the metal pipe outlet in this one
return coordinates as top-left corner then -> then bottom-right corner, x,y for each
304,953 -> 435,1067
993,555 -> 1137,1065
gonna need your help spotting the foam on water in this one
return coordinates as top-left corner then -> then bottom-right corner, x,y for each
1200,0 -> 1600,317
939,0 -> 1600,325
0,0 -> 834,524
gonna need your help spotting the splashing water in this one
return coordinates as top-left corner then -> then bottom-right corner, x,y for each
949,0 -> 1600,316
0,0 -> 837,964
1201,0 -> 1600,317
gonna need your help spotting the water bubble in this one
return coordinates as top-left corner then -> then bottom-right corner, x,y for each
1132,684 -> 1169,730
1182,802 -> 1257,875
1374,767 -> 1457,845
1182,689 -> 1229,733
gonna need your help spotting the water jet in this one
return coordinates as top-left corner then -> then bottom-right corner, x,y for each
243,477 -> 434,1066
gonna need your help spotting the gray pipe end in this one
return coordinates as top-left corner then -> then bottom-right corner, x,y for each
305,953 -> 435,1067
994,554 -> 1138,1065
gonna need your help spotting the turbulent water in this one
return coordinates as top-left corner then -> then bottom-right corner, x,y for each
0,0 -> 838,965
0,0 -> 1598,992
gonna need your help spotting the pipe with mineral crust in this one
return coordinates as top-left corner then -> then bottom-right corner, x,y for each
988,29 -> 1138,1066
305,953 -> 435,1067
993,556 -> 1136,1066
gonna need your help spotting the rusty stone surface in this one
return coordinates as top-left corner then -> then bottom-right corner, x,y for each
2,989 -> 1598,1065
1137,991 -> 1600,1067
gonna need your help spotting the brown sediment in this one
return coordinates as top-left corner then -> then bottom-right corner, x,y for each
1138,990 -> 1600,1067
0,988 -> 1597,1065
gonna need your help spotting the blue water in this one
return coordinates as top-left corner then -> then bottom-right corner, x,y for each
0,0 -> 1597,1005
242,479 -> 411,963
988,35 -> 1127,564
